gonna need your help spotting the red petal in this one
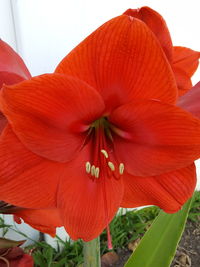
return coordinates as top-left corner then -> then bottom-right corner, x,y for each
178,81 -> 200,118
121,164 -> 196,213
123,7 -> 173,61
173,46 -> 200,77
0,74 -> 105,162
0,112 -> 7,134
17,254 -> 34,267
56,15 -> 177,110
109,100 -> 200,176
0,40 -> 31,87
172,66 -> 192,96
0,126 -> 61,208
5,247 -> 24,260
8,254 -> 34,267
0,72 -> 26,87
57,142 -> 124,241
13,208 -> 62,236
173,47 -> 200,96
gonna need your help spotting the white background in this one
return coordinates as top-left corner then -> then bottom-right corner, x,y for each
0,0 -> 199,246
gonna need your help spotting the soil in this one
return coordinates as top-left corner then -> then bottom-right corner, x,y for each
101,218 -> 200,267
171,220 -> 200,267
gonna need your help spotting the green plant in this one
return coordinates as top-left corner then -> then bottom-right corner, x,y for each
0,192 -> 200,266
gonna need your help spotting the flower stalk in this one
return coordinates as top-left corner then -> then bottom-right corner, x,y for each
83,237 -> 100,267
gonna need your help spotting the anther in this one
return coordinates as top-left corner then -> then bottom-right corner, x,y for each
85,162 -> 91,173
119,163 -> 124,175
108,161 -> 115,171
95,167 -> 100,178
101,149 -> 108,159
91,165 -> 96,176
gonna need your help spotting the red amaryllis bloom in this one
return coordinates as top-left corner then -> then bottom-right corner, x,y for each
0,238 -> 33,267
0,40 -> 62,236
0,11 -> 200,242
124,7 -> 200,96
0,40 -> 31,133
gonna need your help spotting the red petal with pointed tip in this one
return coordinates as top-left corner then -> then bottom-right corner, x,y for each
121,164 -> 196,213
109,100 -> 200,176
13,208 -> 62,236
178,81 -> 200,118
123,6 -> 173,61
57,142 -> 124,241
173,46 -> 200,77
173,47 -> 200,95
0,74 -> 105,162
56,15 -> 177,110
0,126 -> 61,208
0,40 -> 31,87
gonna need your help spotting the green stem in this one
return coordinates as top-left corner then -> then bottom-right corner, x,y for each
83,237 -> 100,267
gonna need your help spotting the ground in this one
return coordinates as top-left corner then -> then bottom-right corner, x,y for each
101,218 -> 200,267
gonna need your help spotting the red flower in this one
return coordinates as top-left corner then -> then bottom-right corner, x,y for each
124,7 -> 200,96
0,239 -> 33,267
0,40 -> 62,236
0,40 -> 31,133
0,10 -> 200,242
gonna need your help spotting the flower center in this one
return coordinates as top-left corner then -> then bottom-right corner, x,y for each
85,117 -> 124,180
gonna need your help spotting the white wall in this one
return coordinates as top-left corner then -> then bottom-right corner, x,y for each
0,214 -> 39,246
0,0 -> 17,49
10,0 -> 200,78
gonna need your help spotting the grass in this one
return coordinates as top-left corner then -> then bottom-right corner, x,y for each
1,191 -> 200,266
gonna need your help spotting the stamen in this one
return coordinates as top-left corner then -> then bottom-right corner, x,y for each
101,149 -> 108,158
108,161 -> 115,171
85,162 -> 91,173
95,167 -> 100,178
91,165 -> 96,176
119,163 -> 124,175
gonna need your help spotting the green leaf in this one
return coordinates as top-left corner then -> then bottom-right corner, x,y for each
33,251 -> 48,267
43,246 -> 53,266
52,258 -> 68,267
125,197 -> 193,267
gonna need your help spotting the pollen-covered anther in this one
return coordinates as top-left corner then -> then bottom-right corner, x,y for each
85,162 -> 91,174
108,161 -> 115,171
119,163 -> 125,175
101,149 -> 108,159
91,165 -> 96,176
95,167 -> 100,178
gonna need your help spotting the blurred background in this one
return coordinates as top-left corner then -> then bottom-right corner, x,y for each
0,0 -> 199,247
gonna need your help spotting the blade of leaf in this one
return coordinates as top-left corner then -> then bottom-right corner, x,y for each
125,197 -> 193,267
